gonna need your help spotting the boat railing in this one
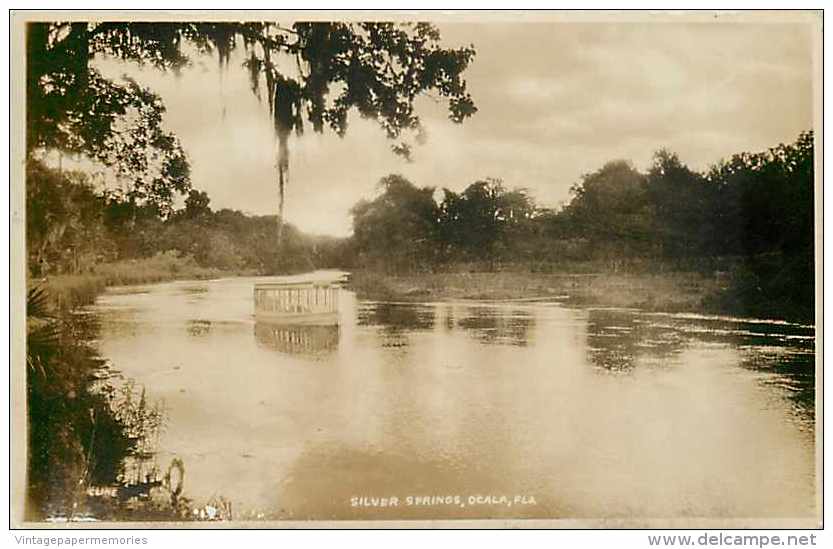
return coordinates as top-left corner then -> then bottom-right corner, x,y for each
253,280 -> 340,322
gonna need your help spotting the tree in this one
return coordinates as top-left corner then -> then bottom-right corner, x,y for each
241,22 -> 477,245
182,189 -> 212,220
705,131 -> 814,257
646,149 -> 713,257
26,23 -> 192,214
437,178 -> 535,263
350,175 -> 439,272
702,132 -> 815,320
561,160 -> 653,257
26,160 -> 112,275
27,21 -> 478,247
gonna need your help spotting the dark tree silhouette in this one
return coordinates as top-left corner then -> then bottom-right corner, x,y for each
350,175 -> 439,272
182,189 -> 211,220
26,21 -> 478,244
26,23 -> 192,214
438,179 -> 535,263
560,160 -> 654,261
646,150 -> 713,257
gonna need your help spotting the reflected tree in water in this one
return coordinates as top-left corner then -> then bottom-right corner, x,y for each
357,302 -> 436,334
457,308 -> 534,346
186,319 -> 212,337
585,310 -> 815,423
736,340 -> 815,423
585,309 -> 685,373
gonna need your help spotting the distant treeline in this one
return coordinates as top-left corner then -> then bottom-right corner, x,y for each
26,159 -> 345,279
346,131 -> 814,320
27,131 -> 815,320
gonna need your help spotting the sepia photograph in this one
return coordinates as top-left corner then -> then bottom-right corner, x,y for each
9,9 -> 823,530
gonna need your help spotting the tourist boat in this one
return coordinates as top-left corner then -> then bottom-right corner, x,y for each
253,280 -> 340,325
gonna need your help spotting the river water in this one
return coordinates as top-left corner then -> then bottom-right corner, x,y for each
87,272 -> 817,522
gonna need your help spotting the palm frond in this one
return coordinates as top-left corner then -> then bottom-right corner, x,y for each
26,322 -> 61,380
27,285 -> 59,381
27,285 -> 54,319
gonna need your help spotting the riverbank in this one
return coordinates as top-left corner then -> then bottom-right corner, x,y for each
347,270 -> 813,322
349,270 -> 716,308
25,252 -> 221,521
32,255 -> 813,323
35,251 -> 256,310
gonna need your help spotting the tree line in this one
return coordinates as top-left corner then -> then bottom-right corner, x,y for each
347,131 -> 814,319
27,130 -> 814,320
26,159 -> 343,278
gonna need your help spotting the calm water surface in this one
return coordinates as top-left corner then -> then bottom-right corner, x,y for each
88,272 -> 817,521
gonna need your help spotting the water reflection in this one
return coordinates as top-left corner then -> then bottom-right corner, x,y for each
640,313 -> 815,350
357,302 -> 435,333
187,320 -> 212,337
636,312 -> 815,421
586,309 -> 685,373
457,307 -> 535,346
739,347 -> 815,421
584,309 -> 816,423
254,322 -> 340,356
86,277 -> 817,522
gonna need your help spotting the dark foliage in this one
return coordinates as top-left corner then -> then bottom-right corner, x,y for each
26,287 -> 134,519
348,132 -> 815,321
26,160 -> 344,278
27,21 -> 477,223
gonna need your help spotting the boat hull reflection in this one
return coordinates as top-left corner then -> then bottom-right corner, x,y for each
254,322 -> 340,355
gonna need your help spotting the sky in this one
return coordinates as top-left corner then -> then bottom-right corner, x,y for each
96,20 -> 816,237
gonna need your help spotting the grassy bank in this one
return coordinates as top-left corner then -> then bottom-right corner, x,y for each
348,270 -> 720,312
347,268 -> 813,323
34,251 -> 254,310
349,267 -> 814,322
